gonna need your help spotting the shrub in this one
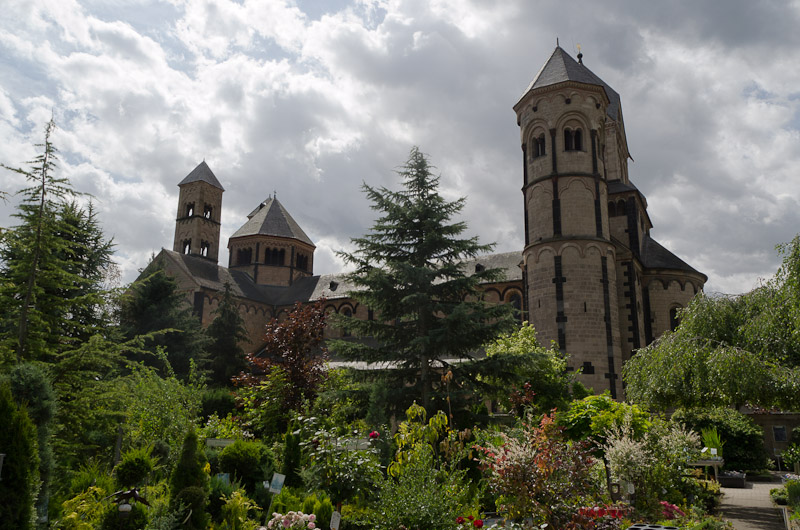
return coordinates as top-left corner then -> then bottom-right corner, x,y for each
218,489 -> 261,530
771,486 -> 789,505
787,479 -> 800,506
672,407 -> 766,471
478,412 -> 596,527
169,429 -> 208,498
115,446 -> 154,487
218,439 -> 274,494
99,502 -> 148,530
174,486 -> 209,529
201,387 -> 237,420
208,474 -> 236,522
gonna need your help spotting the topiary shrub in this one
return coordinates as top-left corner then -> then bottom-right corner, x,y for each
672,407 -> 766,471
99,502 -> 148,530
217,439 -> 274,494
207,474 -> 235,523
115,446 -> 154,488
174,486 -> 210,529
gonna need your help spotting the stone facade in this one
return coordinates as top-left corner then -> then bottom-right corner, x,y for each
149,46 -> 705,396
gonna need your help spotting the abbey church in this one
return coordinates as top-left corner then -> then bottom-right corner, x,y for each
150,46 -> 706,398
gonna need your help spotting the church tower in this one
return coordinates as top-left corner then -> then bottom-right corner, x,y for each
514,47 -> 627,397
227,197 -> 316,287
173,161 -> 225,263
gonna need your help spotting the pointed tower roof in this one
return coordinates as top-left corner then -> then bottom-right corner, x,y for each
178,161 -> 225,191
518,46 -> 621,120
231,197 -> 314,246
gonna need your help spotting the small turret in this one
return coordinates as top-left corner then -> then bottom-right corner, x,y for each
173,161 -> 224,263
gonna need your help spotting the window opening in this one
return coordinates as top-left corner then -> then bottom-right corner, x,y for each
669,307 -> 681,331
200,241 -> 209,257
203,204 -> 212,219
182,239 -> 191,254
185,202 -> 194,217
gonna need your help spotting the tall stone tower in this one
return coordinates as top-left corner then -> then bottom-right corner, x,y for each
173,161 -> 225,263
514,47 -> 627,397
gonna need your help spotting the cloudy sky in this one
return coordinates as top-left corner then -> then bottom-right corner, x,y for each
1,0 -> 799,294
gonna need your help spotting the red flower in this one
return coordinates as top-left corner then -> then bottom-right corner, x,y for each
369,430 -> 380,439
473,519 -> 483,528
456,517 -> 465,524
468,516 -> 474,521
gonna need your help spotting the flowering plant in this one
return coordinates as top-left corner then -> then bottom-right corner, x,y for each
456,515 -> 484,528
659,501 -> 686,519
369,430 -> 380,439
265,511 -> 317,529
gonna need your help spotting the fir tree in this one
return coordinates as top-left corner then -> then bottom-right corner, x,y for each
119,265 -> 209,379
332,147 -> 515,412
207,283 -> 248,387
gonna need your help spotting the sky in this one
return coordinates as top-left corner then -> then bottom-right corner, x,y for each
2,0 -> 800,295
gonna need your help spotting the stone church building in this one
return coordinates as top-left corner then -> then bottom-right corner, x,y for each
150,46 -> 705,397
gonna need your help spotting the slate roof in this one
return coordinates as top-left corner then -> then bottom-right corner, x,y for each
459,251 -> 523,282
178,161 -> 225,191
607,180 -> 640,195
231,198 -> 315,246
641,236 -> 706,278
520,46 -> 621,121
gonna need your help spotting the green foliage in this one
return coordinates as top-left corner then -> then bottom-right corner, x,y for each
281,426 -> 303,488
120,266 -> 209,380
771,486 -> 789,505
57,485 -> 109,530
623,235 -> 800,411
782,443 -> 800,466
477,412 -> 596,527
700,427 -> 724,459
300,420 -> 383,506
206,283 -> 248,387
199,413 -> 251,441
0,382 -> 40,530
786,479 -> 800,506
115,446 -> 154,488
122,365 -> 204,463
169,428 -> 209,520
389,402 -> 449,477
173,486 -> 209,529
99,502 -> 149,530
457,322 -> 575,416
672,407 -> 766,471
234,366 -> 291,438
200,387 -> 236,420
362,445 -> 476,530
332,147 -> 515,412
218,489 -> 261,530
217,440 -> 274,494
7,362 -> 57,520
602,416 -> 701,517
557,392 -> 651,453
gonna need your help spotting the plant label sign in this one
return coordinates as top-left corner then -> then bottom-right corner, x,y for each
330,511 -> 341,530
268,472 -> 286,494
710,448 -> 718,456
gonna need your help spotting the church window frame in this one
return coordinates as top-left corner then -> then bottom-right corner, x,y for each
203,204 -> 213,219
185,202 -> 195,217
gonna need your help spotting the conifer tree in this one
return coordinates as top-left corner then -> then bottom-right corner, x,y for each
0,120 -> 115,363
207,283 -> 248,387
119,266 -> 209,379
332,147 -> 515,412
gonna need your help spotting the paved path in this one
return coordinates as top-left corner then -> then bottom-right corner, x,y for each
719,475 -> 786,530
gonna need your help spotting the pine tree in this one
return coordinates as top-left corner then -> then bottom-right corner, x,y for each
119,266 -> 209,380
207,283 -> 248,387
332,147 -> 515,412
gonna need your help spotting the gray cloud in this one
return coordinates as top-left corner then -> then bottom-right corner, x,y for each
1,0 -> 799,297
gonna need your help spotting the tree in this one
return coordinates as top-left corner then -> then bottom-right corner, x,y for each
332,147 -> 515,412
234,300 -> 327,412
119,266 -> 209,379
455,322 -> 578,416
207,283 -> 248,387
0,382 -> 40,530
169,428 -> 210,529
623,236 -> 800,411
0,120 -> 114,363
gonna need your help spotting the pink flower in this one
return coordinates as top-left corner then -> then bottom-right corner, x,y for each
307,524 -> 315,529
308,515 -> 316,522
369,430 -> 380,439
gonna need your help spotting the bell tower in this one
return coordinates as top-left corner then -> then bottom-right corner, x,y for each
515,47 -> 626,397
173,161 -> 225,263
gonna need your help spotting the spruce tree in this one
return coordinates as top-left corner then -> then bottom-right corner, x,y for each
207,283 -> 248,387
332,147 -> 515,412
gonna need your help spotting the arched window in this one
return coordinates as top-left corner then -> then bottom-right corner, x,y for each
342,307 -> 353,337
182,239 -> 191,254
617,199 -> 627,215
508,292 -> 523,323
185,202 -> 194,217
200,241 -> 209,257
564,129 -> 574,151
669,307 -> 681,331
297,254 -> 309,271
203,204 -> 212,219
279,248 -> 285,266
574,129 -> 583,151
608,201 -> 617,217
532,133 -> 546,158
237,247 -> 252,265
